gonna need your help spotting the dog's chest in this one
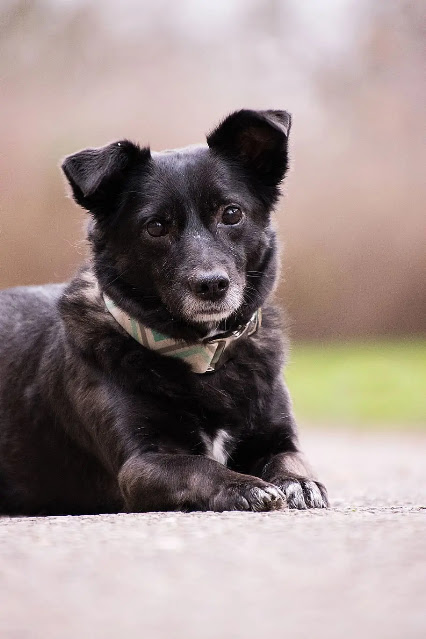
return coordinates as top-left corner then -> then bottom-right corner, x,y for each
200,429 -> 232,466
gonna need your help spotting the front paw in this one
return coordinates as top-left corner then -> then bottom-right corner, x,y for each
210,479 -> 286,512
271,477 -> 328,509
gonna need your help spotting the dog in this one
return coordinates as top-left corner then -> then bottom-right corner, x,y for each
0,109 -> 328,515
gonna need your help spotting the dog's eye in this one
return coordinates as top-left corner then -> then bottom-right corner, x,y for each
146,220 -> 168,237
221,205 -> 243,226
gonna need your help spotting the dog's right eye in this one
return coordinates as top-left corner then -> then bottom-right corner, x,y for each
220,205 -> 243,226
146,220 -> 168,237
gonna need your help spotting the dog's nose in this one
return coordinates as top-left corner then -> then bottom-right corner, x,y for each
190,271 -> 230,301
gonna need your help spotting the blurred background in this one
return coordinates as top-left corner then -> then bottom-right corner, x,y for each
1,0 -> 424,427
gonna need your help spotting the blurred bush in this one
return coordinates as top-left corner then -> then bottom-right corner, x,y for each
286,340 -> 426,427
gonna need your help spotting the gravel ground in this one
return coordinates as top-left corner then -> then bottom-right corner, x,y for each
1,429 -> 425,639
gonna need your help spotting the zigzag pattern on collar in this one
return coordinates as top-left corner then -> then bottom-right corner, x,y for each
103,294 -> 261,374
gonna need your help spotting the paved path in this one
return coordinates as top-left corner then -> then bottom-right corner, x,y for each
1,429 -> 425,639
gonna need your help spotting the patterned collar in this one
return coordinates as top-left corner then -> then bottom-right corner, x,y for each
103,294 -> 261,374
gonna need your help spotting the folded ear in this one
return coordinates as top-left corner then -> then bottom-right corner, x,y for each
62,140 -> 150,211
207,109 -> 291,189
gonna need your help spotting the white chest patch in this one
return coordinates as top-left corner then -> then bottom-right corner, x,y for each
200,429 -> 231,466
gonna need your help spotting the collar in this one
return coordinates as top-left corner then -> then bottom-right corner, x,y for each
103,294 -> 261,374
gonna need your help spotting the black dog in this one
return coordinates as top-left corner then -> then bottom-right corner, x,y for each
0,109 -> 328,515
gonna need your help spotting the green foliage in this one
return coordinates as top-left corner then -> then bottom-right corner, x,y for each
285,340 -> 426,427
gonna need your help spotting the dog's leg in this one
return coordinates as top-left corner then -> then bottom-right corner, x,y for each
59,383 -> 286,513
246,381 -> 329,509
258,451 -> 329,509
118,453 -> 286,513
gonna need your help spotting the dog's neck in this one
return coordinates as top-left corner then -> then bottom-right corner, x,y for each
103,293 -> 261,374
93,254 -> 268,343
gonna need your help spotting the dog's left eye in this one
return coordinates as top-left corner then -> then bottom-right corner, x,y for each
220,205 -> 243,226
146,220 -> 168,237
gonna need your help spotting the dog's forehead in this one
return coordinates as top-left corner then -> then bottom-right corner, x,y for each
151,144 -> 211,172
147,143 -> 235,196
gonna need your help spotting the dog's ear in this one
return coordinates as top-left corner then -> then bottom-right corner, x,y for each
207,109 -> 291,189
62,140 -> 150,211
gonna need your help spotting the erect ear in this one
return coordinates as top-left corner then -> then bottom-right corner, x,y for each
207,109 -> 291,189
61,140 -> 150,211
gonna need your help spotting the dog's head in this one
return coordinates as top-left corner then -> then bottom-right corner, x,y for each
62,109 -> 291,338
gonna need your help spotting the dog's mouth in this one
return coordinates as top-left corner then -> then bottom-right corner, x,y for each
184,303 -> 238,325
191,308 -> 233,323
178,289 -> 244,326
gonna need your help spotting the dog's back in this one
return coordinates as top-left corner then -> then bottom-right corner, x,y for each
0,284 -> 122,515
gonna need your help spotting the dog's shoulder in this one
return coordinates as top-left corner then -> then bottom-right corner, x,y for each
59,264 -> 125,352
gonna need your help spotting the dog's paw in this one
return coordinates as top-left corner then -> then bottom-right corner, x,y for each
271,478 -> 328,509
210,480 -> 286,512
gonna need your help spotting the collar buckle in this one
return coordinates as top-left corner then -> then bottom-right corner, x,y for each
203,308 -> 262,372
205,339 -> 228,373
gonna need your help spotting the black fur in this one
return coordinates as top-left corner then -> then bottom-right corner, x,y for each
0,110 -> 327,515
